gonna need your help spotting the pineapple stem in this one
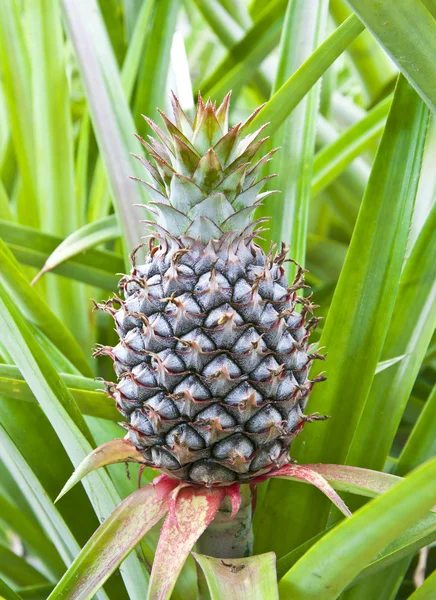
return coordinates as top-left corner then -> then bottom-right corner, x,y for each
196,485 -> 253,558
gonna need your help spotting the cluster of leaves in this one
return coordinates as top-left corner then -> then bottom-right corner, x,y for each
0,0 -> 435,598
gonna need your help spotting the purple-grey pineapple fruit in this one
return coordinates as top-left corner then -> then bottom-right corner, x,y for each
94,93 -> 325,487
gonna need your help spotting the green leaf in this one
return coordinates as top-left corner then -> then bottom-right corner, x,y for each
346,201 -> 436,473
48,478 -> 178,600
345,0 -> 436,113
304,464 -> 404,499
329,0 -> 397,105
61,0 -> 151,252
311,95 -> 391,196
200,0 -> 286,99
276,528 -> 334,581
404,565 -> 436,599
133,0 -> 180,134
0,493 -> 64,579
257,76 -> 429,556
193,552 -> 279,600
375,355 -> 406,374
396,384 -> 436,476
247,15 -> 365,136
56,439 -> 144,502
33,215 -> 120,283
192,0 -> 271,98
0,0 -> 39,227
28,0 -> 89,347
278,457 -> 436,599
0,220 -> 123,290
15,583 -> 55,600
352,513 -> 436,586
0,180 -> 14,222
0,577 -> 23,600
88,0 -> 158,223
0,365 -> 119,421
266,0 -> 328,265
0,281 -> 149,597
0,422 -> 82,567
0,545 -> 48,588
0,239 -> 92,377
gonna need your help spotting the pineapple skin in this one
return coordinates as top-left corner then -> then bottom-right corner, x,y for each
95,94 -> 323,486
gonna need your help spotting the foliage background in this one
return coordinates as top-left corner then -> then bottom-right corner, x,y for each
0,0 -> 435,598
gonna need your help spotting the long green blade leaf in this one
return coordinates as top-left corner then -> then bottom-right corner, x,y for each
33,215 -> 120,282
347,201 -> 436,473
267,0 -> 328,264
61,0 -> 150,251
48,478 -> 177,600
396,384 -> 436,475
345,0 -> 436,113
0,282 -> 149,598
247,15 -> 365,136
0,220 -> 122,290
0,364 -> 119,421
279,458 -> 436,599
0,239 -> 92,377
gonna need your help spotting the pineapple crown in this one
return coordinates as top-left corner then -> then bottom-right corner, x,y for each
132,92 -> 279,244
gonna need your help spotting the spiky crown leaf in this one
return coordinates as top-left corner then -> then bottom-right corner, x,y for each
132,92 -> 278,243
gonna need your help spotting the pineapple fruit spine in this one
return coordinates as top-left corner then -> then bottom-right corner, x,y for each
94,92 -> 325,487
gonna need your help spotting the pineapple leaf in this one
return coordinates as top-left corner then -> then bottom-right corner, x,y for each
346,201 -> 436,475
191,99 -> 223,155
61,0 -> 151,253
0,280 -> 150,596
311,94 -> 392,197
346,0 -> 436,113
0,220 -> 122,291
0,422 -> 82,568
0,239 -> 92,377
56,439 -> 144,502
214,163 -> 247,201
193,149 -> 223,192
397,384 -> 436,477
47,477 -> 178,600
247,15 -> 365,137
147,486 -> 225,600
304,464 -> 405,499
193,552 -> 279,600
149,203 -> 191,236
190,193 -> 234,224
185,216 -> 223,243
278,457 -> 436,599
262,464 -> 351,518
31,215 -> 120,285
170,173 -> 206,213
213,125 -> 241,167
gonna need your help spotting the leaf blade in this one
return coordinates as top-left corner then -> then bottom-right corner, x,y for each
279,458 -> 436,599
193,552 -> 279,600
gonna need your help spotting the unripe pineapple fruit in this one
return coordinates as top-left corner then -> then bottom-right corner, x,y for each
95,93 -> 325,487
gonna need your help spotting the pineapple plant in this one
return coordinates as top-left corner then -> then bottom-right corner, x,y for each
1,1 -> 436,599
93,92 -> 326,488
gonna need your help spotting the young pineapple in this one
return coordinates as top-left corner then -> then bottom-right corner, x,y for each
95,93 -> 324,487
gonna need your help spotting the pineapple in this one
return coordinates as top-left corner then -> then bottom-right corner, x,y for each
94,93 -> 324,487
